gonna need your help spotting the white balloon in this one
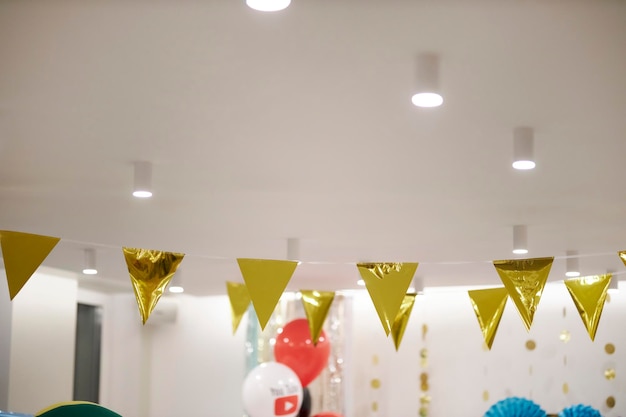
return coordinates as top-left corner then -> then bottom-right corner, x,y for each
243,362 -> 303,417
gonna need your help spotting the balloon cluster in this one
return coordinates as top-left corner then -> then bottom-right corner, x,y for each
242,319 -> 343,417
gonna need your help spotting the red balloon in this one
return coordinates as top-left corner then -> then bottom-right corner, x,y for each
312,413 -> 343,417
274,318 -> 331,387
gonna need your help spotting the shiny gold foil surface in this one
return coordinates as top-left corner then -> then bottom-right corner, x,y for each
619,251 -> 626,267
0,230 -> 60,300
370,378 -> 381,389
493,257 -> 553,331
359,262 -> 403,280
237,258 -> 298,330
606,396 -> 615,408
226,281 -> 251,334
391,293 -> 416,351
357,262 -> 418,336
525,340 -> 536,351
122,247 -> 185,324
564,274 -> 611,341
468,287 -> 509,349
605,343 -> 615,354
605,369 -> 616,380
300,289 -> 335,345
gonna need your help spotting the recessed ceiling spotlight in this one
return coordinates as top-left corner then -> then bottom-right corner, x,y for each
168,273 -> 184,294
565,250 -> 580,277
82,248 -> 98,275
512,127 -> 536,170
512,225 -> 528,254
246,0 -> 291,12
133,161 -> 153,198
411,53 -> 443,108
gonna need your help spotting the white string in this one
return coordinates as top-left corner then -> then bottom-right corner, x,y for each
58,237 -> 626,272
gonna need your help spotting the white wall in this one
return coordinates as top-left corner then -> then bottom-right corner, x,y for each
347,283 -> 626,417
8,269 -> 78,414
0,269 -> 12,410
3,269 -> 624,417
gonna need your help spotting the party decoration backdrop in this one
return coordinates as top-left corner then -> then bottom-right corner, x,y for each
493,257 -> 553,331
237,258 -> 298,330
564,274 -> 611,341
227,281 -> 251,334
468,287 -> 509,350
390,293 -> 416,351
357,262 -> 418,336
0,230 -> 60,300
301,290 -> 335,345
122,247 -> 185,324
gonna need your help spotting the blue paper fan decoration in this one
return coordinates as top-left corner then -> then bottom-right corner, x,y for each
559,404 -> 602,417
484,397 -> 547,417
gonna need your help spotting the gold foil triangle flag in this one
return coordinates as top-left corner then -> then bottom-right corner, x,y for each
300,290 -> 335,345
357,262 -> 418,336
493,257 -> 553,331
564,274 -> 611,341
0,230 -> 60,300
226,281 -> 251,334
468,287 -> 508,349
122,247 -> 185,324
237,258 -> 298,330
391,293 -> 417,351
619,250 -> 626,267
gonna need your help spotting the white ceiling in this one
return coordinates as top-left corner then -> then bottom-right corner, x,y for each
1,0 -> 626,296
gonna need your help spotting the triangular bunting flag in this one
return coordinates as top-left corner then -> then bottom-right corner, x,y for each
391,293 -> 416,351
0,230 -> 60,300
493,257 -> 553,331
237,258 -> 298,330
226,281 -> 251,334
468,287 -> 508,350
122,247 -> 185,324
357,262 -> 418,336
619,250 -> 626,267
564,274 -> 611,341
300,290 -> 335,345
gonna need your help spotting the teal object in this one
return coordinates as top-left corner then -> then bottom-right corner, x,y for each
559,404 -> 602,417
484,397 -> 547,417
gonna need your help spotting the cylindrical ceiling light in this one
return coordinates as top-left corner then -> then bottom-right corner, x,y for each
286,238 -> 300,262
169,273 -> 184,294
246,0 -> 291,12
512,225 -> 528,255
133,161 -> 153,198
82,248 -> 98,275
607,270 -> 619,293
512,127 -> 536,170
565,250 -> 580,277
411,53 -> 443,108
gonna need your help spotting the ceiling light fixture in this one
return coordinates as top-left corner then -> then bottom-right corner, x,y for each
564,250 -> 580,277
357,279 -> 365,286
409,276 -> 424,295
82,248 -> 98,275
512,127 -> 536,170
287,238 -> 300,262
133,161 -> 153,198
411,53 -> 443,108
169,273 -> 184,294
246,0 -> 291,12
512,225 -> 528,255
607,270 -> 619,294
